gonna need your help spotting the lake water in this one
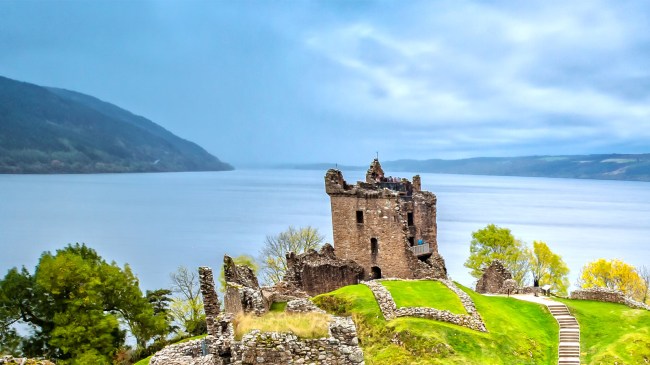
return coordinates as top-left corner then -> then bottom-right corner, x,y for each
1,169 -> 648,292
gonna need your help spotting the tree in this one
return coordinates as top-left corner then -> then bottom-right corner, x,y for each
0,244 -> 164,363
219,255 -> 259,291
579,259 -> 645,301
529,241 -> 570,295
464,224 -> 530,286
636,265 -> 649,304
169,266 -> 205,336
259,226 -> 324,284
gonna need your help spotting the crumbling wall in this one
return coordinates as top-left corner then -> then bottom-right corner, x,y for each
284,244 -> 364,296
475,260 -> 512,294
223,256 -> 269,316
571,287 -> 650,310
150,315 -> 365,365
199,267 -> 221,336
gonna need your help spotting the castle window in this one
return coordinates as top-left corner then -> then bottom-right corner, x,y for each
370,238 -> 378,261
407,212 -> 414,226
356,210 -> 364,224
408,237 -> 415,246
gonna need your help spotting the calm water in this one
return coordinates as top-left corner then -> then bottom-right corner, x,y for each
1,169 -> 648,291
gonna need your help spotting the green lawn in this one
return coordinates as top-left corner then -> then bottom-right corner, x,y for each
382,280 -> 466,314
556,298 -> 650,364
313,282 -> 558,364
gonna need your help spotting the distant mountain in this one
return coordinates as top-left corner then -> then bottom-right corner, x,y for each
0,76 -> 233,173
282,154 -> 650,182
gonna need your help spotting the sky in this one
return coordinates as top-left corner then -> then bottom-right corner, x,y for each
1,0 -> 649,166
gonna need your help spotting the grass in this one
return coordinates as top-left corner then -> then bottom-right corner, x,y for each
313,282 -> 558,364
556,298 -> 650,364
233,312 -> 331,340
381,280 -> 466,314
269,301 -> 287,312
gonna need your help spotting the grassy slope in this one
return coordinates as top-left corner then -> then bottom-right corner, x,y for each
313,283 -> 558,364
556,298 -> 650,364
382,280 -> 466,314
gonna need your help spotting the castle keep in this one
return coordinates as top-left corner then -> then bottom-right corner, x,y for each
325,159 -> 447,280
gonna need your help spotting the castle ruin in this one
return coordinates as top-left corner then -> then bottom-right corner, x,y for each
325,159 -> 447,280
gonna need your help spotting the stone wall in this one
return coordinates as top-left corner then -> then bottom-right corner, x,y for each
475,260 -> 512,294
199,266 -> 221,336
570,287 -> 650,310
222,256 -> 269,316
284,244 -> 364,296
150,315 -> 365,365
0,356 -> 54,365
325,159 -> 447,280
363,279 -> 487,332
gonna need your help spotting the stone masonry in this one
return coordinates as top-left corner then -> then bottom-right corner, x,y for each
223,256 -> 269,316
571,287 -> 650,310
363,279 -> 487,332
284,243 -> 365,296
475,260 -> 513,294
199,266 -> 222,336
150,315 -> 365,365
325,159 -> 447,280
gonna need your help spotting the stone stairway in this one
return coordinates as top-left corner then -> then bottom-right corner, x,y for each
547,303 -> 580,365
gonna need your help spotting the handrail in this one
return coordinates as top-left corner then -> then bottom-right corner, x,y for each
409,245 -> 432,256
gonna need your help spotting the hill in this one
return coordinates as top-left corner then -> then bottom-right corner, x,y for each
313,281 -> 650,364
279,154 -> 650,182
0,76 -> 233,173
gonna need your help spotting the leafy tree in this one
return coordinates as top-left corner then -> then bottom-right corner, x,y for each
0,244 -> 166,363
219,255 -> 259,291
259,226 -> 324,284
464,224 -> 530,286
579,259 -> 645,301
529,241 -> 570,295
639,265 -> 650,304
169,266 -> 205,336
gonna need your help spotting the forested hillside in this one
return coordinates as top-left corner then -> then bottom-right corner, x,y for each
0,76 -> 233,173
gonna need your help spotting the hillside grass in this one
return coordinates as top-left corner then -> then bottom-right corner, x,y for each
382,280 -> 466,314
313,282 -> 558,364
556,298 -> 650,364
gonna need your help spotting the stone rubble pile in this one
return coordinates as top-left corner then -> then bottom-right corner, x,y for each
285,298 -> 326,314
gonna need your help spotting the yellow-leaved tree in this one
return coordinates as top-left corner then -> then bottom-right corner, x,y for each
579,258 -> 645,301
529,241 -> 570,295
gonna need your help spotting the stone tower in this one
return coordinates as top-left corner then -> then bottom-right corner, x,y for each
325,159 -> 447,280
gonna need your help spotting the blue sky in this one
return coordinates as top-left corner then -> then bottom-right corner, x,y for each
1,0 -> 649,165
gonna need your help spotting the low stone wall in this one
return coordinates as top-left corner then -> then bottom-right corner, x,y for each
285,298 -> 326,314
0,356 -> 54,365
151,315 -> 364,365
363,280 -> 397,320
363,279 -> 487,332
571,287 -> 650,310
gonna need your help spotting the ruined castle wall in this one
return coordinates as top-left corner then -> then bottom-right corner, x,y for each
412,191 -> 438,253
329,194 -> 414,279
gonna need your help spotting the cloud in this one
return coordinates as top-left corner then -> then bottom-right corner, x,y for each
1,0 -> 649,163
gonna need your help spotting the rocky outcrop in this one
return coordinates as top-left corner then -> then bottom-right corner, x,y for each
284,244 -> 364,296
475,260 -> 512,294
571,287 -> 650,310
